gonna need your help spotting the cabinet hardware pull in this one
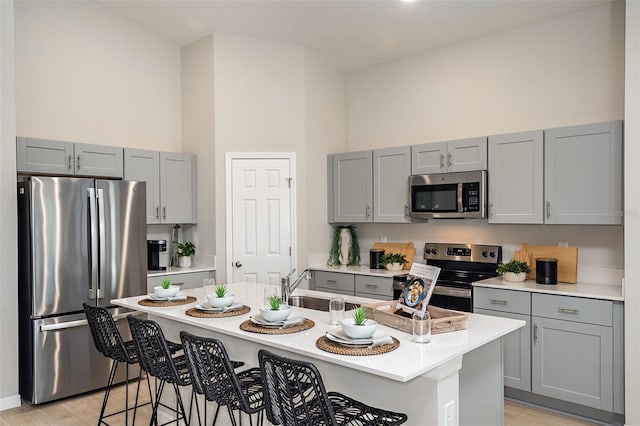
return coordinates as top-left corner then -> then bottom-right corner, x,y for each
558,307 -> 579,314
404,204 -> 409,216
489,202 -> 494,219
440,153 -> 445,168
366,205 -> 371,218
76,155 -> 81,169
365,284 -> 377,289
490,299 -> 507,305
447,152 -> 452,168
162,206 -> 166,219
67,155 -> 72,170
534,324 -> 538,343
546,201 -> 551,219
155,207 -> 159,219
326,280 -> 337,285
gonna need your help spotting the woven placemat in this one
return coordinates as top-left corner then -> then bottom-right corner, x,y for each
315,336 -> 400,356
138,296 -> 197,307
239,318 -> 315,334
185,305 -> 251,318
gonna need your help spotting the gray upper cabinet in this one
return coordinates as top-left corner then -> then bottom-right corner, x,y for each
17,137 -> 123,178
331,151 -> 373,223
124,149 -> 196,224
488,130 -> 544,224
373,146 -> 411,223
411,137 -> 487,174
544,121 -> 623,225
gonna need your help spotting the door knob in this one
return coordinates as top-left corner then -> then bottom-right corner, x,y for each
235,261 -> 243,268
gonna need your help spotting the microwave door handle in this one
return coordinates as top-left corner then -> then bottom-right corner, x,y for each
457,184 -> 463,213
88,188 -> 98,300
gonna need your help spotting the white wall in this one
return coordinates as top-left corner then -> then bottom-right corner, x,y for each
182,36 -> 215,265
346,1 -> 625,279
624,1 -> 640,423
347,1 -> 624,149
0,0 -> 19,410
14,1 -> 182,151
212,34 -> 346,281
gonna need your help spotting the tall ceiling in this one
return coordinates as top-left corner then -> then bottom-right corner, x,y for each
97,0 -> 611,71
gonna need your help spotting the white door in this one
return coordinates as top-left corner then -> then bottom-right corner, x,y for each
229,157 -> 293,285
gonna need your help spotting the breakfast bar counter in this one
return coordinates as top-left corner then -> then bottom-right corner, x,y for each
112,282 -> 524,426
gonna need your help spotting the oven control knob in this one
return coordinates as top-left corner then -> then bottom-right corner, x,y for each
432,248 -> 438,255
482,251 -> 489,257
489,252 -> 496,258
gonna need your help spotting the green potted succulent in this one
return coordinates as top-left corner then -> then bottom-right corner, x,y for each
176,241 -> 196,268
380,253 -> 407,271
260,295 -> 291,322
208,283 -> 235,308
153,277 -> 179,298
341,306 -> 378,339
496,259 -> 531,282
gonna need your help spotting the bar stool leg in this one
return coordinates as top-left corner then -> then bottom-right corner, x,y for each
98,360 -> 119,425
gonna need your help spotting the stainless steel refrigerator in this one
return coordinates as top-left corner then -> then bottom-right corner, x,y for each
17,176 -> 147,404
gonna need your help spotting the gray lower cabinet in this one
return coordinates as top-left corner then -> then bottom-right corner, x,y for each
147,270 -> 214,293
311,270 -> 393,299
474,288 -> 531,392
312,271 -> 354,296
474,286 -> 624,415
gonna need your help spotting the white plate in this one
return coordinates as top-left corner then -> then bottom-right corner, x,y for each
325,328 -> 388,346
147,292 -> 187,301
195,301 -> 243,312
249,314 -> 304,328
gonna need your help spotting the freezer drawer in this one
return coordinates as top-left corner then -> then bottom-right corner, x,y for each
20,309 -> 143,404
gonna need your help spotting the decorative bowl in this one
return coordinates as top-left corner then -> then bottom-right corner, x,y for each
341,318 -> 378,339
208,294 -> 235,308
503,272 -> 527,283
154,285 -> 180,298
260,305 -> 291,322
385,262 -> 403,271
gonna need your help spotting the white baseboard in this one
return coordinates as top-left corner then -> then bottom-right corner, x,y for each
0,394 -> 21,411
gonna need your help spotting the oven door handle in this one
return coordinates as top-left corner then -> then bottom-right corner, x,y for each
433,286 -> 472,299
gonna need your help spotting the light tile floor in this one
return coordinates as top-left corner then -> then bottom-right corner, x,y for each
0,380 -> 601,425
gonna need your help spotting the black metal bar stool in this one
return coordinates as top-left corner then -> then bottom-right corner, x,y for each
127,315 -> 198,426
180,331 -> 264,426
258,349 -> 408,426
83,303 -> 152,425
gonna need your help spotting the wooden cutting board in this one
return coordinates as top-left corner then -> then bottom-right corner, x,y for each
513,243 -> 578,283
372,242 -> 416,270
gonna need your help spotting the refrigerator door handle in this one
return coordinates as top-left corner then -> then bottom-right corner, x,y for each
97,188 -> 107,300
88,188 -> 99,300
41,319 -> 88,332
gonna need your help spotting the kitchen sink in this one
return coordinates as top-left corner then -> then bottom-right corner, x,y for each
288,295 -> 358,312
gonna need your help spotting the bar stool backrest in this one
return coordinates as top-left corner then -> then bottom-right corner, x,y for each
127,315 -> 187,385
83,303 -> 130,363
258,349 -> 335,426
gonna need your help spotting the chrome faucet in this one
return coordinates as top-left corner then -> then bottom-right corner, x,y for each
281,268 -> 311,304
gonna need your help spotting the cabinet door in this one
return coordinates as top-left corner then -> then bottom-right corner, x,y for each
532,316 -> 613,411
475,308 -> 531,391
312,271 -> 355,295
124,149 -> 161,224
16,137 -> 74,175
74,143 -> 123,178
160,152 -> 196,224
411,141 -> 447,174
448,137 -> 488,172
488,130 -> 544,224
373,146 -> 411,223
355,275 -> 393,299
332,151 -> 372,223
545,121 -> 622,224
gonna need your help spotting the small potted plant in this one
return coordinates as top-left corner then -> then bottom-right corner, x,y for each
381,253 -> 407,271
154,277 -> 180,298
208,283 -> 235,308
177,241 -> 196,268
260,295 -> 291,322
341,306 -> 377,339
496,259 -> 531,283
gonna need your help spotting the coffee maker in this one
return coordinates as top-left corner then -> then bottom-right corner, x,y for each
147,240 -> 167,271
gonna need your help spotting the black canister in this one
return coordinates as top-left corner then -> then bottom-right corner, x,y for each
370,249 -> 385,269
536,257 -> 558,285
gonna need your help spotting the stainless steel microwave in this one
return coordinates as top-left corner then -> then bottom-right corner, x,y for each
409,170 -> 487,219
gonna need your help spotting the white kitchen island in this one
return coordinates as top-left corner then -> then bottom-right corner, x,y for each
112,282 -> 524,426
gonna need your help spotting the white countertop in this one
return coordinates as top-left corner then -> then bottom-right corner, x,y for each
309,264 -> 406,278
147,265 -> 215,277
112,282 -> 524,383
473,277 -> 624,301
